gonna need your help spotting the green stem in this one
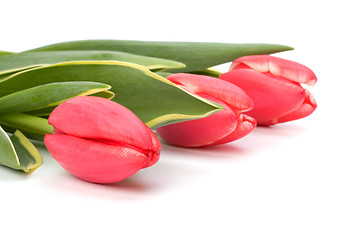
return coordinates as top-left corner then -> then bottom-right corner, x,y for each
0,113 -> 53,136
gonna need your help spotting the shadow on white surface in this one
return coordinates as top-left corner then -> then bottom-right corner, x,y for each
0,122 -> 312,199
36,153 -> 212,201
0,166 -> 33,181
160,142 -> 250,161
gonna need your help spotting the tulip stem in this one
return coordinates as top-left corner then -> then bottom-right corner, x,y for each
0,113 -> 53,137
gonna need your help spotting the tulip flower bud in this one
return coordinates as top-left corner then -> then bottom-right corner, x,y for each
219,55 -> 317,125
44,96 -> 161,183
155,73 -> 256,147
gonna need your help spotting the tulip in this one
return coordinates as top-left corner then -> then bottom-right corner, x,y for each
44,96 -> 161,183
219,55 -> 317,125
155,73 -> 256,147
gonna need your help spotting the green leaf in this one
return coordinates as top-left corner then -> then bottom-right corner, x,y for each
22,90 -> 115,118
0,50 -> 13,56
90,90 -> 114,99
10,130 -> 43,172
1,125 -> 46,141
26,39 -> 294,72
22,107 -> 56,117
187,68 -> 223,78
0,61 -> 222,129
155,72 -> 173,78
0,126 -> 42,172
0,126 -> 19,170
155,68 -> 222,79
0,81 -> 111,115
0,71 -> 21,81
0,50 -> 185,76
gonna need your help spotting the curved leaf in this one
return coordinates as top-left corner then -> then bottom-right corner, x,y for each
0,126 -> 19,169
159,68 -> 223,78
0,50 -> 185,76
22,90 -> 115,117
0,81 -> 111,115
156,68 -> 221,78
0,126 -> 42,172
188,68 -> 223,78
26,39 -> 293,72
10,130 -> 43,172
90,90 -> 114,99
0,61 -> 222,128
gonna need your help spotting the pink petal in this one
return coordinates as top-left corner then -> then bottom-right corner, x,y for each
167,73 -> 253,114
44,133 -> 147,183
276,89 -> 317,124
208,114 -> 256,146
230,55 -> 317,86
48,96 -> 159,156
230,55 -> 270,72
156,94 -> 238,147
143,130 -> 161,168
219,69 -> 306,125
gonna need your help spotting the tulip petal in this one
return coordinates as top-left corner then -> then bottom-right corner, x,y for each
208,114 -> 256,146
143,130 -> 161,168
44,133 -> 147,183
230,55 -> 317,86
48,96 -> 158,156
167,73 -> 253,114
156,94 -> 237,147
275,89 -> 317,124
219,69 -> 306,125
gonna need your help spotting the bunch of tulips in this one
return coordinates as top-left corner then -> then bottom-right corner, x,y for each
0,40 -> 316,183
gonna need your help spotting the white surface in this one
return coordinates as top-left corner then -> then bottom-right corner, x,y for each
1,1 -> 359,239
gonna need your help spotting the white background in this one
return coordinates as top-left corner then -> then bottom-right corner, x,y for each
1,0 -> 359,239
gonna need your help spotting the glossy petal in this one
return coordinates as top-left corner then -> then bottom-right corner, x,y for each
167,73 -> 253,114
275,89 -> 317,124
48,96 -> 157,154
219,69 -> 306,125
45,134 -> 147,183
208,114 -> 256,146
230,55 -> 317,86
143,130 -> 161,168
156,94 -> 238,147
45,96 -> 161,183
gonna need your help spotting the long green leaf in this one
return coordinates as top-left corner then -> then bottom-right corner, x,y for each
26,39 -> 293,72
90,90 -> 114,99
159,68 -> 223,78
0,50 -> 13,56
0,81 -> 111,115
0,61 -> 222,128
0,71 -> 22,81
22,90 -> 115,117
188,68 -> 223,78
0,126 -> 42,172
22,106 -> 57,117
0,50 -> 185,76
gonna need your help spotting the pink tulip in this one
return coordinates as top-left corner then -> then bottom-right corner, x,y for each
219,55 -> 317,125
44,96 -> 161,183
155,73 -> 256,147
